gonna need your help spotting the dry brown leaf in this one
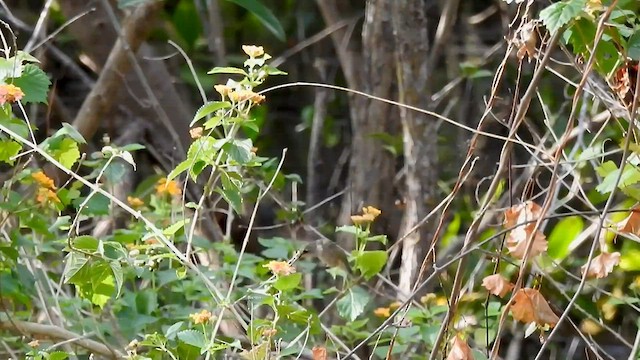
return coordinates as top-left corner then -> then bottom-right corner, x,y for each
504,201 -> 543,228
446,335 -> 474,360
506,227 -> 548,259
617,208 -> 640,236
312,346 -> 327,360
515,21 -> 537,61
581,252 -> 621,279
482,274 -> 515,298
510,288 -> 559,328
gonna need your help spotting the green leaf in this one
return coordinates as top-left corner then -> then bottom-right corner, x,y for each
109,260 -> 124,298
628,29 -> 640,60
163,219 -> 190,236
0,140 -> 21,164
10,64 -> 51,104
177,329 -> 206,349
336,286 -> 370,321
273,273 -> 302,292
547,216 -> 584,260
58,123 -> 87,144
136,290 -> 158,315
47,352 -> 69,360
190,101 -> 231,126
539,0 -> 587,35
354,250 -> 387,280
224,138 -> 253,164
49,138 -> 80,169
63,252 -> 89,282
166,321 -> 184,340
168,159 -> 192,181
259,237 -> 295,259
207,66 -> 247,75
72,235 -> 100,252
226,0 -> 285,41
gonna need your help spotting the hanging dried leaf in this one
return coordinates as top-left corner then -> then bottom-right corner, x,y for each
503,201 -> 547,259
510,288 -> 559,328
506,227 -> 548,259
312,346 -> 327,360
446,335 -> 474,360
482,274 -> 515,298
515,21 -> 537,61
617,208 -> 640,236
581,252 -> 620,279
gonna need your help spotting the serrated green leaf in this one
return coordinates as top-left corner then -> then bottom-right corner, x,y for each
274,273 -> 302,292
63,252 -> 89,283
224,138 -> 253,164
191,101 -> 231,126
10,64 -> 51,104
109,260 -> 123,298
336,286 -> 370,321
177,329 -> 206,348
51,137 -> 80,169
226,0 -> 285,41
539,0 -> 587,35
354,250 -> 387,280
0,140 -> 21,164
72,235 -> 100,252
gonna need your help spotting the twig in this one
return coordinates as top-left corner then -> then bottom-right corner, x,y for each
0,320 -> 123,359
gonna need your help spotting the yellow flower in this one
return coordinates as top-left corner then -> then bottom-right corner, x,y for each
189,309 -> 213,325
389,301 -> 402,310
27,339 -> 39,348
155,177 -> 181,197
127,196 -> 144,208
214,84 -> 233,98
0,84 -> 24,105
32,171 -> 56,190
363,206 -> 382,219
351,205 -> 382,225
242,45 -> 265,58
264,260 -> 296,276
420,293 -> 437,304
373,307 -> 391,318
189,127 -> 203,139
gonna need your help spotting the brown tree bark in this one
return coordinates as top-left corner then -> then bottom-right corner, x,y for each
316,0 -> 399,248
391,1 -> 437,299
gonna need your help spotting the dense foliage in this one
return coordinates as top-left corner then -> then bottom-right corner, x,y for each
1,0 -> 640,359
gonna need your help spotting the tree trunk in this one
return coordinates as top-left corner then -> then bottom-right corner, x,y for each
316,0 -> 399,248
391,1 -> 437,299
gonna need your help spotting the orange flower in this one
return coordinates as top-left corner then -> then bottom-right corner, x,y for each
127,196 -> 144,208
242,45 -> 265,58
0,84 -> 24,105
155,177 -> 181,197
264,260 -> 296,276
189,309 -> 213,325
363,206 -> 382,219
373,307 -> 391,318
36,187 -> 60,205
144,237 -> 159,245
32,171 -> 56,190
